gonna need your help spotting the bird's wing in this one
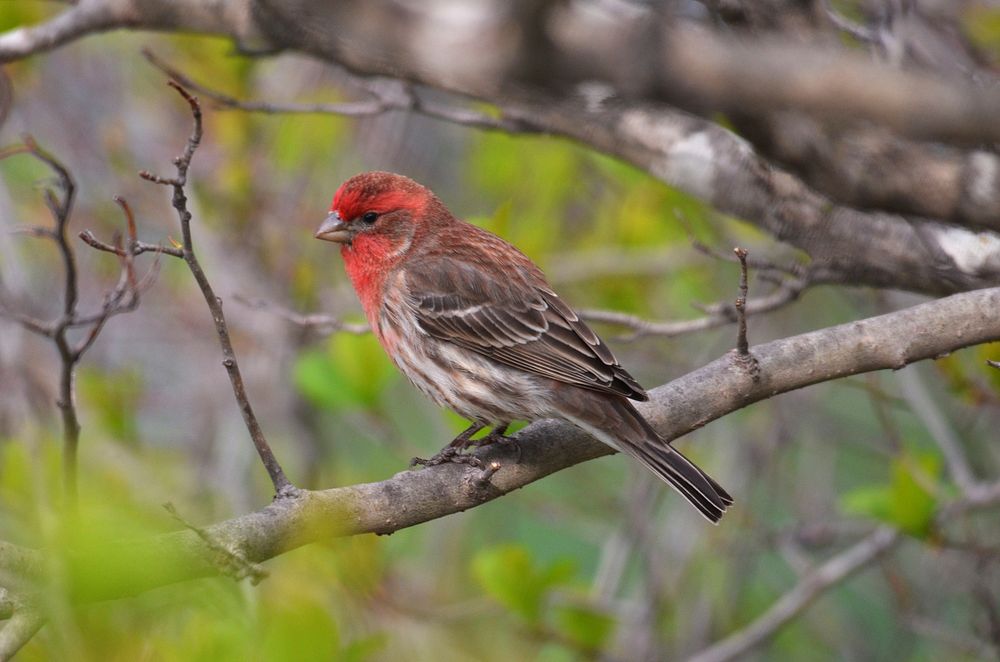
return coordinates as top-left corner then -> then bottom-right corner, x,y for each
403,256 -> 648,400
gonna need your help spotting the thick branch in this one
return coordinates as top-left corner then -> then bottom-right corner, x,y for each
0,0 -> 262,62
499,95 -> 1000,296
7,285 -> 996,603
732,113 -> 1000,233
138,51 -> 1000,297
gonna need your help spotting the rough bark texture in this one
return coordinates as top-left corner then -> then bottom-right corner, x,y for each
2,285 -> 990,604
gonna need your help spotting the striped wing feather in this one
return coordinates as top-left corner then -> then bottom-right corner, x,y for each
404,255 -> 648,401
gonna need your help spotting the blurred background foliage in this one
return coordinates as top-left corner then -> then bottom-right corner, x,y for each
0,7 -> 999,661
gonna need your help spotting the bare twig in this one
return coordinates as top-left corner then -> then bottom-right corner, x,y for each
142,48 -> 536,134
895,366 -> 978,494
0,138 -> 150,505
821,0 -> 878,44
78,230 -> 183,259
234,295 -> 370,336
733,247 -> 750,356
140,81 -> 294,496
685,528 -> 901,662
580,275 -> 804,342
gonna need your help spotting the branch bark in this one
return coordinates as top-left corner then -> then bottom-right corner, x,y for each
2,285 -> 997,604
3,2 -> 1000,296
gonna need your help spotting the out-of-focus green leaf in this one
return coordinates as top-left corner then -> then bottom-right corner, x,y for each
963,7 -> 1000,58
471,544 -> 576,623
841,454 -> 940,537
260,600 -> 340,662
292,333 -> 395,410
340,633 -> 389,662
841,485 -> 893,522
535,643 -> 578,662
552,603 -> 616,651
78,366 -> 143,442
887,454 -> 940,537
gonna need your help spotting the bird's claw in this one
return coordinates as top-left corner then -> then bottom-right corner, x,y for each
473,428 -> 521,462
410,447 -> 485,470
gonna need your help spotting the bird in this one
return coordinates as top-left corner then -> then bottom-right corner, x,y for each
315,171 -> 732,522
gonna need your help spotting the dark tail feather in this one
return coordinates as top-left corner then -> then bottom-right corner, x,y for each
627,439 -> 732,523
564,394 -> 733,523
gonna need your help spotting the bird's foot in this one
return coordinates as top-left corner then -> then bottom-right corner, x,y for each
410,446 -> 485,470
472,424 -> 521,462
410,423 -> 517,470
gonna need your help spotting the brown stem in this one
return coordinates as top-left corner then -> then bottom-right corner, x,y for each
139,82 -> 293,495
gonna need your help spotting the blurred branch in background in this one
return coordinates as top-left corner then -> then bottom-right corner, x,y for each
234,295 -> 370,338
0,0 -> 1000,294
687,527 -> 901,662
141,49 -> 538,134
0,602 -> 43,661
0,139 -> 153,505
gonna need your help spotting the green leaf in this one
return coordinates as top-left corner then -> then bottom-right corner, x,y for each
292,333 -> 395,410
260,601 -> 340,662
841,454 -> 940,537
887,454 -> 940,537
471,544 -> 576,624
552,603 -> 616,651
841,485 -> 893,522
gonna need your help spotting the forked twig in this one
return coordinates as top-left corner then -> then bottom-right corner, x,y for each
137,81 -> 295,496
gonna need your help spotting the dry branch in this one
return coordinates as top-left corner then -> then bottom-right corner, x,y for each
1,285 -> 998,604
136,82 -> 294,495
1,1 -> 999,298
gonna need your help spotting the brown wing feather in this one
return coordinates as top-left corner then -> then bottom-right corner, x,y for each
404,229 -> 647,401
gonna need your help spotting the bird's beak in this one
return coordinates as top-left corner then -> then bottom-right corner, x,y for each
315,211 -> 352,243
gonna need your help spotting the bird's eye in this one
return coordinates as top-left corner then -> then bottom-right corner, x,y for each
361,211 -> 378,224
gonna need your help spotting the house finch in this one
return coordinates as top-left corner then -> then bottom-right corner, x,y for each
315,172 -> 732,522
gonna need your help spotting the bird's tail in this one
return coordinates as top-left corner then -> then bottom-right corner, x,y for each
560,394 -> 733,523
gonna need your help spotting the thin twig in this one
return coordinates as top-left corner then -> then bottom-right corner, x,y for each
579,276 -> 805,342
141,48 -> 536,133
821,0 -> 878,44
140,81 -> 294,496
733,247 -> 750,356
234,295 -> 370,335
0,138 -> 81,503
78,229 -> 184,259
685,528 -> 901,662
895,367 -> 978,494
0,141 -> 153,507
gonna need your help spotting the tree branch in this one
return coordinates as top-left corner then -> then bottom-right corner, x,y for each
3,2 -> 1000,298
139,47 -> 1000,298
0,284 -> 995,604
137,82 -> 294,495
0,140 -> 150,506
685,527 -> 901,662
0,606 -> 44,661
